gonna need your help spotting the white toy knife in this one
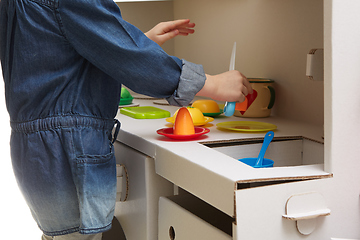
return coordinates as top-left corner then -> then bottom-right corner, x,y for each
223,42 -> 237,116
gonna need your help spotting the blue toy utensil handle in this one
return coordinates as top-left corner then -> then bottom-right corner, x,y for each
224,101 -> 236,116
254,131 -> 275,167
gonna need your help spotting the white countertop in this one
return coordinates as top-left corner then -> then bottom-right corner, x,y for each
115,97 -> 330,216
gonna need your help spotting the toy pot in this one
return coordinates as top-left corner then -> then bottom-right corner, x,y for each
234,78 -> 275,118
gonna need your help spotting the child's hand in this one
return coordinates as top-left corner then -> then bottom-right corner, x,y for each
145,19 -> 195,46
196,71 -> 253,103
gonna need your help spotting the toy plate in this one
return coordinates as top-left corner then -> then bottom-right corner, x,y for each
216,121 -> 277,132
119,97 -> 134,106
157,127 -> 210,140
120,106 -> 170,119
202,110 -> 223,117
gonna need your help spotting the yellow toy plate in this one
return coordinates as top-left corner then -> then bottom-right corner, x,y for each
216,121 -> 277,132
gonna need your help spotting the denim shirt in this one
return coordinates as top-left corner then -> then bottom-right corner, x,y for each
0,0 -> 206,236
0,0 -> 206,123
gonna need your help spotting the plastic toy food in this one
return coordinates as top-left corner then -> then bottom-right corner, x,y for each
166,107 -> 213,126
157,107 -> 210,139
121,87 -> 132,99
119,87 -> 134,105
173,107 -> 195,135
191,100 -> 220,114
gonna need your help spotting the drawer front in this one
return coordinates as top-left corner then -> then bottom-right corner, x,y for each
235,178 -> 333,239
159,197 -> 232,240
114,142 -> 174,240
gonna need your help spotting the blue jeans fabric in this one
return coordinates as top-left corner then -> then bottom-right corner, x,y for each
11,116 -> 117,236
0,0 -> 206,236
42,232 -> 102,240
0,0 -> 205,123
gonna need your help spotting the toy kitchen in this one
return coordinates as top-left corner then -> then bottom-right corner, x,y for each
109,0 -> 360,239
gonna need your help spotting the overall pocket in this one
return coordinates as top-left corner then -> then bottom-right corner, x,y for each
72,127 -> 117,233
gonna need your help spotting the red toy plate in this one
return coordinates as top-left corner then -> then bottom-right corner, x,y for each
157,127 -> 210,140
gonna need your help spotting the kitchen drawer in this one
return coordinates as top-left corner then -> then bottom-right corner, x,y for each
159,194 -> 233,240
235,178 -> 333,239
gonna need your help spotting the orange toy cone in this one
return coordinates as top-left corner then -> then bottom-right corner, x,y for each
173,107 -> 195,135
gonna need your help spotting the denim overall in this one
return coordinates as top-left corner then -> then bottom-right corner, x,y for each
0,0 -> 205,236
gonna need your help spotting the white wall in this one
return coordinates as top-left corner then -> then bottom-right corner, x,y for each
174,0 -> 324,126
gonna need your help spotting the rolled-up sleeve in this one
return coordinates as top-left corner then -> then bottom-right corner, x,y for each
166,59 -> 205,106
56,0 -> 205,106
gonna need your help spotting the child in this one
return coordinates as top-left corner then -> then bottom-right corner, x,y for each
0,0 -> 251,239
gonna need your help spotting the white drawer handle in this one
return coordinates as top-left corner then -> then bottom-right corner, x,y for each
282,208 -> 331,220
282,192 -> 330,235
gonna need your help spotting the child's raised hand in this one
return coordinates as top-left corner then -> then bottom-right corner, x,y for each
145,19 -> 195,46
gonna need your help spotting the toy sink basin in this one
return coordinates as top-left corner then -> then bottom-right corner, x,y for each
202,136 -> 323,168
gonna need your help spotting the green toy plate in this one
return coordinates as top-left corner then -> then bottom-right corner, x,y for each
120,106 -> 170,119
